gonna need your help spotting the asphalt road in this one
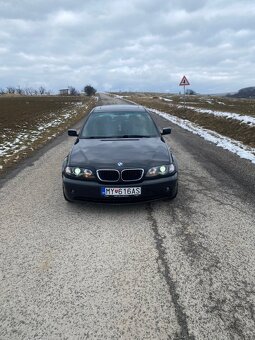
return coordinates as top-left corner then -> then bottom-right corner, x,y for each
0,93 -> 254,340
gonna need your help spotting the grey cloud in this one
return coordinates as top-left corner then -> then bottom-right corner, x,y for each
0,0 -> 254,93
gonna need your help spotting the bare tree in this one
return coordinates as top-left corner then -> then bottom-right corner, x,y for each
16,86 -> 24,95
24,88 -> 30,95
69,86 -> 79,96
38,86 -> 46,95
6,86 -> 16,94
24,87 -> 35,96
2,85 -> 51,96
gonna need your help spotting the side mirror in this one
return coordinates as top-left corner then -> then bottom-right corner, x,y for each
68,129 -> 78,137
161,127 -> 171,135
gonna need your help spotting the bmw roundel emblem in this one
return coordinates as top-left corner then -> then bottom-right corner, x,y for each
117,162 -> 123,167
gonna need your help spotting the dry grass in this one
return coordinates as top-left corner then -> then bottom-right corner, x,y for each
162,95 -> 255,117
0,95 -> 96,176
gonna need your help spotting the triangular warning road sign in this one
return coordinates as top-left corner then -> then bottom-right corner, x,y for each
179,76 -> 190,86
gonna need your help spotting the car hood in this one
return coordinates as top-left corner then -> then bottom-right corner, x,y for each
69,137 -> 170,168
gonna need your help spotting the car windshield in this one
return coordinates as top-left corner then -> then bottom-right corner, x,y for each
80,111 -> 159,138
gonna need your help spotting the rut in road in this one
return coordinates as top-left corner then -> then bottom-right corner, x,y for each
147,203 -> 195,340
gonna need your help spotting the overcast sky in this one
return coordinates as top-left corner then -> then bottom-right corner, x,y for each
0,0 -> 254,94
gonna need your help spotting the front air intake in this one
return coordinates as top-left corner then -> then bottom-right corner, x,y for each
97,169 -> 120,182
121,169 -> 144,181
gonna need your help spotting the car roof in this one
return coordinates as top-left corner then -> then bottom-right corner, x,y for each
93,104 -> 146,113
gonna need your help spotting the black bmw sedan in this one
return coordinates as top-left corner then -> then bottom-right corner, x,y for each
62,104 -> 178,202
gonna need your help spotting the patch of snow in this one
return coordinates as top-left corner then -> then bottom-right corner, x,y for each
179,101 -> 200,105
114,95 -> 131,99
199,97 -> 213,103
177,105 -> 255,127
159,97 -> 173,102
148,108 -> 255,165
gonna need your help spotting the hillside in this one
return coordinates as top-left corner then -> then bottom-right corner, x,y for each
229,87 -> 255,98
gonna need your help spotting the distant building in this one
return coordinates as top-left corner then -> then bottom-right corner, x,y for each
59,88 -> 69,95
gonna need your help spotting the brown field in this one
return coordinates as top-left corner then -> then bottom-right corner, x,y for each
114,92 -> 255,117
114,93 -> 255,148
155,94 -> 255,117
0,95 -> 97,176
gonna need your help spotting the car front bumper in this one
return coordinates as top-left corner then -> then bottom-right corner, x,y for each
62,173 -> 178,202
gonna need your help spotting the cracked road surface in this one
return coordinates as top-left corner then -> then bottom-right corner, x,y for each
0,93 -> 255,339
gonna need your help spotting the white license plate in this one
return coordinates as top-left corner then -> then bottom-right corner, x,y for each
101,187 -> 141,197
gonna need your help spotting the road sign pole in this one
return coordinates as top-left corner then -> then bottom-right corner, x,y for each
184,85 -> 186,109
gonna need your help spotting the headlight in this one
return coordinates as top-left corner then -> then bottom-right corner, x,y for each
65,167 -> 95,179
146,164 -> 175,177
